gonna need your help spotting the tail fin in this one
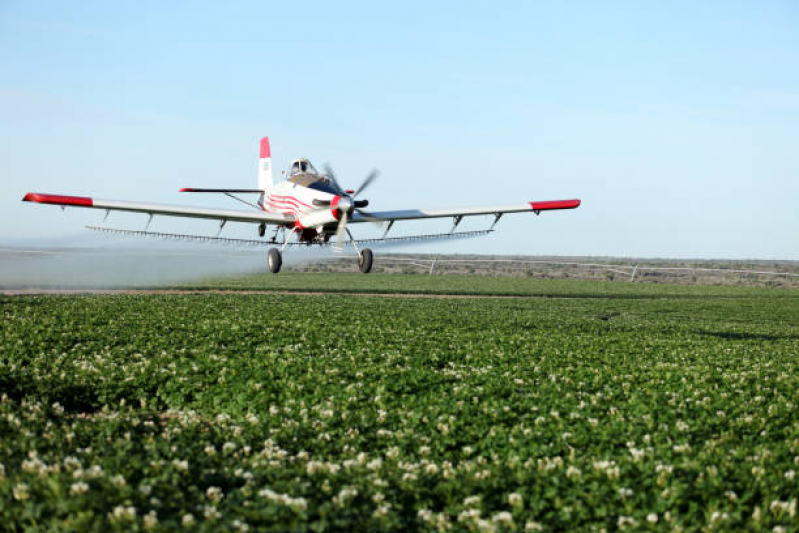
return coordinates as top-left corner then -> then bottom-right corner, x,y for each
257,137 -> 273,192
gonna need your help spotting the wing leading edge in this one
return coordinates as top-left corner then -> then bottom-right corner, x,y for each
22,193 -> 293,225
351,199 -> 580,223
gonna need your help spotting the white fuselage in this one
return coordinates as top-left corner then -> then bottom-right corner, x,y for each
262,180 -> 343,236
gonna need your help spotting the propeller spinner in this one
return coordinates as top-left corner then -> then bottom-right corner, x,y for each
316,166 -> 380,251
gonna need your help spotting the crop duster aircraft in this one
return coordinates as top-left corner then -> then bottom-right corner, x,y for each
22,137 -> 581,273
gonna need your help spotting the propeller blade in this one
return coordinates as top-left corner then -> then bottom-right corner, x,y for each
322,164 -> 345,196
333,213 -> 348,252
353,169 -> 379,198
354,199 -> 369,208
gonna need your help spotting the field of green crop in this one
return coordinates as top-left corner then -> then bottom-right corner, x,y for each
180,272 -> 796,299
1,276 -> 797,531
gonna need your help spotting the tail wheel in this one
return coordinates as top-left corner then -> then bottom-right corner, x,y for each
358,248 -> 373,274
267,248 -> 282,274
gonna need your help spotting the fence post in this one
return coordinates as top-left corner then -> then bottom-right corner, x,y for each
429,258 -> 437,275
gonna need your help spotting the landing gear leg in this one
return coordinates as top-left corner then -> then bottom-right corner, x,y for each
267,248 -> 282,274
358,248 -> 373,274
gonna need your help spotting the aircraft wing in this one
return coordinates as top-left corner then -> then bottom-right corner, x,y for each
22,193 -> 293,225
351,199 -> 581,223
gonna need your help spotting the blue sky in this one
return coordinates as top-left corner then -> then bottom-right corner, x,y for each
2,1 -> 798,258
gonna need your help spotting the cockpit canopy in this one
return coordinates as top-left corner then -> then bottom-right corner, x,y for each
289,158 -> 318,177
286,158 -> 339,195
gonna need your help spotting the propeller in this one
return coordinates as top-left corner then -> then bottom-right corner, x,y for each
317,166 -> 380,252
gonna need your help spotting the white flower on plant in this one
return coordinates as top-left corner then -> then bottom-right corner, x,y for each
108,505 -> 136,522
464,495 -> 481,508
204,445 -> 216,456
373,503 -> 391,518
618,487 -> 633,499
566,466 -> 582,480
709,511 -> 729,525
491,511 -> 514,527
173,459 -> 189,471
232,519 -> 249,532
63,456 -> 81,470
289,497 -> 307,513
457,508 -> 482,523
672,443 -> 691,454
204,505 -> 221,520
70,481 -> 90,495
629,448 -> 645,462
785,470 -> 795,481
206,486 -> 224,503
769,499 -> 796,518
111,474 -> 126,488
333,487 -> 358,507
13,483 -> 29,501
508,492 -> 523,507
223,442 -> 236,454
525,522 -> 544,532
181,513 -> 196,527
617,516 -> 638,530
425,463 -> 440,475
647,513 -> 658,524
143,510 -> 158,530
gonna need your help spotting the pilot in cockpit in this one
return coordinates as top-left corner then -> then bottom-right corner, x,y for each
291,160 -> 317,176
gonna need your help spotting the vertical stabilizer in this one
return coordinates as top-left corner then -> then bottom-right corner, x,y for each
258,137 -> 273,192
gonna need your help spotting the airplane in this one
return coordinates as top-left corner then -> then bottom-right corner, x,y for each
22,136 -> 581,274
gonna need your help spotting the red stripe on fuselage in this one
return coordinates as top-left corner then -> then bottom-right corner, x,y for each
268,194 -> 313,208
22,193 -> 93,207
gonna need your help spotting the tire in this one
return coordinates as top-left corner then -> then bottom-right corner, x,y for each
358,248 -> 373,274
267,248 -> 282,274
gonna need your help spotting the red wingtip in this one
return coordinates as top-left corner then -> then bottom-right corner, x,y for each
530,199 -> 581,211
260,137 -> 271,159
22,193 -> 93,207
179,188 -> 192,192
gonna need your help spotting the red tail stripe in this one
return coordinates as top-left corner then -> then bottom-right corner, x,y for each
530,199 -> 581,211
22,193 -> 93,207
260,137 -> 271,159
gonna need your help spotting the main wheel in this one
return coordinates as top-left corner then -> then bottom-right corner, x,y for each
267,248 -> 282,273
358,248 -> 373,274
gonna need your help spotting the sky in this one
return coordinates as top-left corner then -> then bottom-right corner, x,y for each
1,1 -> 798,259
